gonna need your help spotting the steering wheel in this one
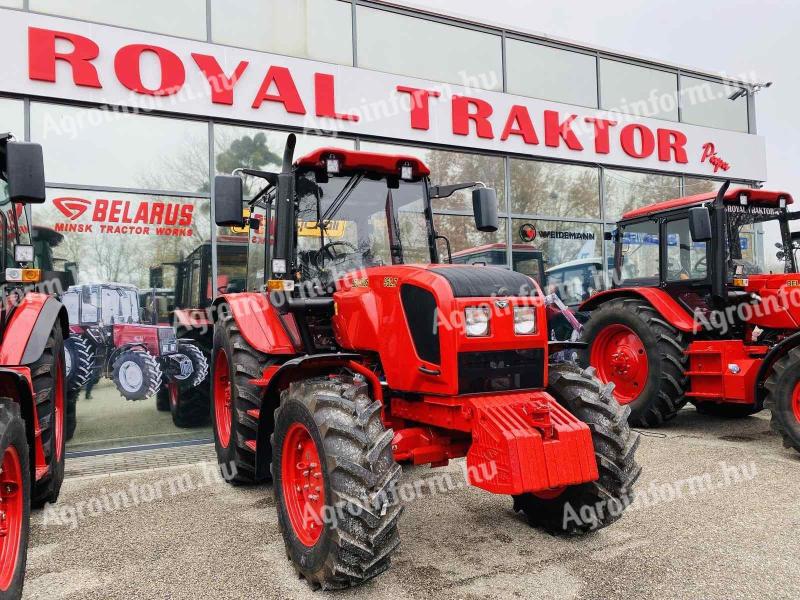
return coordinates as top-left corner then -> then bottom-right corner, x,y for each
312,241 -> 359,272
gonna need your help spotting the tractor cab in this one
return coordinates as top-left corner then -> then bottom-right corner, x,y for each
608,184 -> 796,327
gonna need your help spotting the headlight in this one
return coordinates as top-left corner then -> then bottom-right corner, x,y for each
514,306 -> 537,335
465,307 -> 490,337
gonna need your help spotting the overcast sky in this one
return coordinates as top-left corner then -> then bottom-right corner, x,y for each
415,0 -> 799,197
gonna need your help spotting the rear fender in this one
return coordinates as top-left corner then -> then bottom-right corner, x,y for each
213,293 -> 298,355
253,353 -> 361,480
0,294 -> 69,366
580,288 -> 696,333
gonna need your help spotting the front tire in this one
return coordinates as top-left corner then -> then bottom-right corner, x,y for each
111,350 -> 162,400
273,376 -> 402,590
178,341 -> 209,388
0,401 -> 31,599
764,349 -> 800,453
581,298 -> 689,427
30,323 -> 66,508
513,363 -> 641,534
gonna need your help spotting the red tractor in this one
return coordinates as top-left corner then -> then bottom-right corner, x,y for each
0,133 -> 69,598
210,135 -> 641,589
61,283 -> 208,425
580,183 -> 800,453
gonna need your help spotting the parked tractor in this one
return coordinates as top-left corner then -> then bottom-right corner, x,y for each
210,135 -> 641,589
580,182 -> 800,453
0,133 -> 70,598
451,243 -> 546,285
61,283 -> 208,422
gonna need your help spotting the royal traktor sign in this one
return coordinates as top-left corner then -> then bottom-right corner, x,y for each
0,9 -> 767,180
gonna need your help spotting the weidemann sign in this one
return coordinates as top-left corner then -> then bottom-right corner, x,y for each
0,9 -> 768,181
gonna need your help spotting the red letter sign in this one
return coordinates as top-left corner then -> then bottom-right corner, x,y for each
252,66 -> 306,114
315,73 -> 359,122
544,111 -> 583,151
28,27 -> 102,88
115,44 -> 186,96
396,86 -> 441,130
452,96 -> 494,139
501,105 -> 539,145
620,124 -> 655,159
192,54 -> 249,105
657,129 -> 688,163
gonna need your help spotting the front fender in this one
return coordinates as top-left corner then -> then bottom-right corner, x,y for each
754,330 -> 800,408
213,293 -> 297,355
0,294 -> 69,366
579,288 -> 695,333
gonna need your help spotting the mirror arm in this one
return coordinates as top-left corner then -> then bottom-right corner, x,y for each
234,169 -> 279,187
429,181 -> 484,200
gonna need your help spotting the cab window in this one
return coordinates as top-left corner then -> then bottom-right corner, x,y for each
666,218 -> 708,281
619,220 -> 660,283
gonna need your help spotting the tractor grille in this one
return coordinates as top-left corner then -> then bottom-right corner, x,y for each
458,349 -> 544,394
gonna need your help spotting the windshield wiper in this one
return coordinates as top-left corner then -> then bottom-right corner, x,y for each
320,174 -> 363,225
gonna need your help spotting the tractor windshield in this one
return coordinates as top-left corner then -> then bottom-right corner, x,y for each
294,171 -> 434,281
725,204 -> 796,278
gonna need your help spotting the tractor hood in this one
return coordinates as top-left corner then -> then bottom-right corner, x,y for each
332,264 -> 547,397
744,274 -> 800,329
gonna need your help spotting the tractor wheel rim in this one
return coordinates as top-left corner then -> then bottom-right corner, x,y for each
282,423 -> 326,547
213,350 -> 232,449
169,384 -> 179,409
792,382 -> 800,423
54,355 -> 65,463
63,348 -> 72,377
118,361 -> 144,393
590,324 -> 649,404
0,446 -> 23,592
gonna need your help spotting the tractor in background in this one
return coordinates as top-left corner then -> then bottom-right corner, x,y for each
580,182 -> 800,453
209,135 -> 641,589
61,283 -> 208,428
0,133 -> 70,599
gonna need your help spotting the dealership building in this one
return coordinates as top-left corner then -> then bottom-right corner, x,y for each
0,1 -> 770,450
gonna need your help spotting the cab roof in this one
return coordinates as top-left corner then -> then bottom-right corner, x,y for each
294,147 -> 431,177
622,187 -> 794,220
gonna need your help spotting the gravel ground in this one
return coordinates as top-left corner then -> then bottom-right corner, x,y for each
25,407 -> 799,600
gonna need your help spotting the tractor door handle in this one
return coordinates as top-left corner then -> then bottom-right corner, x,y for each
418,366 -> 441,376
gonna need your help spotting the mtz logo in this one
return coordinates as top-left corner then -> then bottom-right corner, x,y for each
53,197 -> 92,221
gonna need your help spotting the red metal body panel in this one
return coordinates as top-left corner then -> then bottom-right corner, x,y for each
579,287 -> 695,332
0,293 -> 51,365
388,390 -> 598,494
743,275 -> 800,329
217,293 -> 298,355
685,340 -> 768,405
112,323 -> 161,354
294,147 -> 431,177
333,265 -> 548,396
622,187 -> 793,220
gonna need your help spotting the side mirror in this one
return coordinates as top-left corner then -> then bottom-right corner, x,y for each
5,142 -> 46,204
688,206 -> 712,242
472,187 -> 498,233
214,175 -> 245,227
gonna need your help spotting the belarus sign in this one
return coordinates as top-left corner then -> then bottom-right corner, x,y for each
0,9 -> 768,181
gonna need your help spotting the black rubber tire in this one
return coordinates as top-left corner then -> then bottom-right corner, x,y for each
211,313 -> 273,485
66,389 -> 78,442
581,298 -> 690,427
178,341 -> 209,388
155,387 -> 170,412
31,323 -> 66,508
693,402 -> 760,418
513,363 -> 641,535
0,400 -> 31,599
111,349 -> 162,400
273,376 -> 402,590
170,383 -> 209,428
64,335 -> 94,393
764,348 -> 800,453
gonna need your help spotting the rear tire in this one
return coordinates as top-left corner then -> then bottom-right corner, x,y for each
211,313 -> 274,485
273,376 -> 402,590
0,400 -> 31,599
581,298 -> 689,427
170,383 -> 209,428
155,387 -> 170,412
65,390 -> 78,442
30,324 -> 66,508
764,349 -> 800,453
693,402 -> 760,418
64,335 -> 93,393
513,363 -> 641,534
111,350 -> 162,400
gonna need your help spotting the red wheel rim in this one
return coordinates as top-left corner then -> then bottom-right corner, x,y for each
0,446 -> 23,592
792,382 -> 800,423
282,423 -> 326,547
213,350 -> 232,448
54,355 -> 65,462
590,324 -> 649,404
169,383 -> 179,409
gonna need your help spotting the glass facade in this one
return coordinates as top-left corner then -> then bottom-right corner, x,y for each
211,0 -> 353,65
0,1 -> 760,455
506,39 -> 598,108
